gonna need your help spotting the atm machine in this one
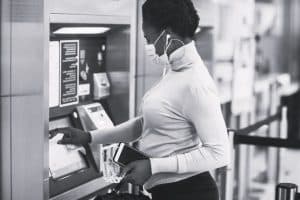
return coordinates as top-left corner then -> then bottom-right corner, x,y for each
0,0 -> 137,199
47,0 -> 138,199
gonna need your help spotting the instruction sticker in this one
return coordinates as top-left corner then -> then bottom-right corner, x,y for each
59,40 -> 79,107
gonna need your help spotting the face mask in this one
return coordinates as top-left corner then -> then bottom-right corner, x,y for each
145,30 -> 170,66
145,30 -> 186,67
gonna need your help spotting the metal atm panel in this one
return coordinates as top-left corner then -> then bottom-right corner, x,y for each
11,95 -> 45,200
0,0 -> 47,199
10,0 -> 44,96
0,97 -> 11,200
0,0 -> 11,97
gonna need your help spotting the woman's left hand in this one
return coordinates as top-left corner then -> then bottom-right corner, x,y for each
120,159 -> 152,186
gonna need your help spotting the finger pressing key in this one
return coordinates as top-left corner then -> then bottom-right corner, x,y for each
57,135 -> 73,144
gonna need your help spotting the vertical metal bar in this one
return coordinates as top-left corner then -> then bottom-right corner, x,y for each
0,0 -> 12,97
135,0 -> 147,115
221,131 -> 235,200
43,0 -> 50,198
237,112 -> 251,200
129,0 -> 138,119
246,103 -> 256,198
278,106 -> 288,181
229,115 -> 239,200
0,0 -> 12,199
268,82 -> 280,183
0,97 -> 12,200
128,1 -> 138,194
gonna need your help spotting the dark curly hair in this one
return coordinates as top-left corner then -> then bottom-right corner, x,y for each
142,0 -> 200,38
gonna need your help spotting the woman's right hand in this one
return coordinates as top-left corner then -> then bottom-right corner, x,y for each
49,127 -> 92,146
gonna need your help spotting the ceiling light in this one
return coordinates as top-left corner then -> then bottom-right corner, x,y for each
53,27 -> 110,35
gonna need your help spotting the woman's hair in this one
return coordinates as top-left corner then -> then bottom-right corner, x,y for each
142,0 -> 200,38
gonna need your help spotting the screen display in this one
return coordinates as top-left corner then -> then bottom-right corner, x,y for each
49,118 -> 87,179
116,145 -> 148,166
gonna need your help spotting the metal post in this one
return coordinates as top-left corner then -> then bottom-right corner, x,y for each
237,112 -> 252,200
278,106 -> 288,182
276,183 -> 298,200
222,131 -> 235,200
268,82 -> 280,183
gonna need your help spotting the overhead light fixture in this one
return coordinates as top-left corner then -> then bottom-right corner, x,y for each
53,27 -> 110,35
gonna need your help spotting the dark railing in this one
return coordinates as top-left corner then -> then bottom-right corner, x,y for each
229,111 -> 281,136
234,135 -> 300,149
229,109 -> 300,150
226,107 -> 300,200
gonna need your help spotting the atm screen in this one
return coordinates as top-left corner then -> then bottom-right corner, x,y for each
49,118 -> 87,179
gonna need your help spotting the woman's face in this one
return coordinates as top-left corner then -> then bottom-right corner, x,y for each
142,21 -> 166,56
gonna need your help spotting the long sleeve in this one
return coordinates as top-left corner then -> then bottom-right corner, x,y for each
150,84 -> 230,175
90,116 -> 143,144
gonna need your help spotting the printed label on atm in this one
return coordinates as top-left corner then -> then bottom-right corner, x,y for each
59,40 -> 79,107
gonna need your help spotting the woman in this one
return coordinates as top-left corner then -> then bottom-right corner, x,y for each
53,0 -> 230,199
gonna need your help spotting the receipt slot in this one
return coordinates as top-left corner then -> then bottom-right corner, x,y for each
93,73 -> 111,100
49,103 -> 114,198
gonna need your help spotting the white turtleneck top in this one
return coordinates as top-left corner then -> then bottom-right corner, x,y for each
138,41 -> 230,189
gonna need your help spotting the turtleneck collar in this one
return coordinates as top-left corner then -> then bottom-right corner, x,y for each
168,41 -> 200,71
